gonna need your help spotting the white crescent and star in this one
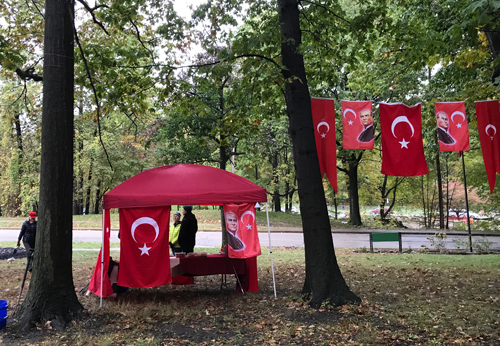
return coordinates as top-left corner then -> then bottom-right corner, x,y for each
131,217 -> 160,256
450,111 -> 465,129
343,108 -> 357,119
486,124 -> 497,140
316,121 -> 330,138
241,210 -> 255,231
391,116 -> 414,149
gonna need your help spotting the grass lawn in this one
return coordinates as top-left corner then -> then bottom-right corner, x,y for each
1,249 -> 499,345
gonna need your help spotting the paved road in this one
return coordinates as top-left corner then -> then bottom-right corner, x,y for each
1,229 -> 499,251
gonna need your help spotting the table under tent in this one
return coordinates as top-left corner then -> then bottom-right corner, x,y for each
88,164 -> 276,304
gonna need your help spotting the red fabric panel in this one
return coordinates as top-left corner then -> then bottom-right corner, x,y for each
475,100 -> 500,193
117,207 -> 172,288
435,102 -> 470,152
342,100 -> 374,150
103,164 -> 267,209
380,103 -> 429,177
171,276 -> 194,285
311,98 -> 337,193
89,210 -> 114,297
236,257 -> 259,293
223,204 -> 261,259
179,255 -> 246,275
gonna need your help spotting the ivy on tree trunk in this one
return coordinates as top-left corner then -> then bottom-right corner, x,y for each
276,0 -> 360,307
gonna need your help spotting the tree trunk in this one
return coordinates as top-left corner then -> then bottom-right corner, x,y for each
16,0 -> 83,330
72,140 -> 82,215
272,152 -> 281,212
277,0 -> 360,307
485,25 -> 500,84
84,153 -> 93,215
93,180 -> 101,214
348,155 -> 362,226
436,151 -> 444,229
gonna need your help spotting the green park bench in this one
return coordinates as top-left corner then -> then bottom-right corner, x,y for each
369,232 -> 402,253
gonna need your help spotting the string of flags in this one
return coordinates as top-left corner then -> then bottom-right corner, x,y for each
311,98 -> 500,194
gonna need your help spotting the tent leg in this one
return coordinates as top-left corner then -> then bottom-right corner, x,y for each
100,210 -> 105,307
229,258 -> 245,294
266,202 -> 277,299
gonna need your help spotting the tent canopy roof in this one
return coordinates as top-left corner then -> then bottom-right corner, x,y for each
103,164 -> 267,209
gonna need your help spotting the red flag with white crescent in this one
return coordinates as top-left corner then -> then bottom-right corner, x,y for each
223,203 -> 261,259
342,100 -> 374,150
118,207 -> 172,288
380,102 -> 429,176
88,209 -> 114,297
475,100 -> 500,194
434,102 -> 470,152
311,98 -> 337,193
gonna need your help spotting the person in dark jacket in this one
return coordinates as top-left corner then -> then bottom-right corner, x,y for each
17,211 -> 37,253
178,206 -> 198,253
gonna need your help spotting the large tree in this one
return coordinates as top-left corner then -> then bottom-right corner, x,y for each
276,0 -> 360,307
16,0 -> 84,330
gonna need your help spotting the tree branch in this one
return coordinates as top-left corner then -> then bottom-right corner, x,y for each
73,18 -> 114,171
76,0 -> 110,35
300,0 -> 351,24
15,67 -> 43,81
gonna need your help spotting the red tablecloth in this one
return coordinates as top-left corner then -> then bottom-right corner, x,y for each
175,254 -> 258,292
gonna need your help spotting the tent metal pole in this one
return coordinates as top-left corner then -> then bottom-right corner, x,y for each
266,202 -> 277,299
100,210 -> 104,307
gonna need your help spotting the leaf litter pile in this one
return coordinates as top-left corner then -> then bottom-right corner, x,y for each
0,248 -> 499,345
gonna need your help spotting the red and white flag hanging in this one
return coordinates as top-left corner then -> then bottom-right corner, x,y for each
311,98 -> 337,192
342,100 -> 374,150
118,207 -> 172,288
475,100 -> 500,194
380,102 -> 429,176
434,102 -> 470,152
88,209 -> 114,297
223,203 -> 261,259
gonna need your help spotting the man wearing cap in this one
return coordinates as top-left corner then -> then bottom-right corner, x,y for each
169,212 -> 182,255
178,206 -> 198,253
17,211 -> 37,253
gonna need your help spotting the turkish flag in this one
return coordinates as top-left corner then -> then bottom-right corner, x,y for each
342,100 -> 374,150
435,102 -> 470,152
380,102 -> 429,176
223,203 -> 261,259
311,98 -> 337,193
118,207 -> 172,288
475,100 -> 500,194
88,209 -> 114,297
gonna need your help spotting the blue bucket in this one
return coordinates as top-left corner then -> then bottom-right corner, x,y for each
0,300 -> 7,330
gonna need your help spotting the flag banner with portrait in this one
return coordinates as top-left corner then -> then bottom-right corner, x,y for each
88,209 -> 114,297
435,102 -> 470,152
475,100 -> 500,194
118,206 -> 172,288
223,203 -> 261,259
311,98 -> 337,192
342,100 -> 374,150
380,102 -> 429,177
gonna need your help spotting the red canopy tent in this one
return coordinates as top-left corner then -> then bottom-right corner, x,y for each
89,164 -> 276,304
103,164 -> 267,209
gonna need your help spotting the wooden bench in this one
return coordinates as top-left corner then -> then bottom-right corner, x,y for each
369,232 -> 402,252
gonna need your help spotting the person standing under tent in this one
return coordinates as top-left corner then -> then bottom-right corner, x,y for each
17,211 -> 37,253
169,212 -> 182,255
178,206 -> 198,253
